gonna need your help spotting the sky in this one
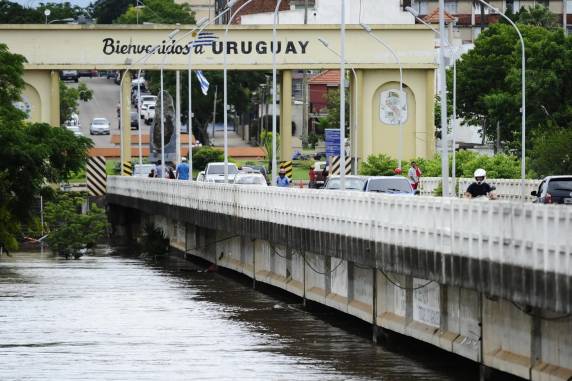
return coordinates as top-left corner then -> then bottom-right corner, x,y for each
13,0 -> 93,7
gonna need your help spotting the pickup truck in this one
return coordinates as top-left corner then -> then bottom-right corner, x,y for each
203,162 -> 239,183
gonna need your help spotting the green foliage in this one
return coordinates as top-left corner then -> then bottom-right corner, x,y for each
359,151 -> 521,179
517,5 -> 558,28
192,146 -> 224,171
44,192 -> 108,259
92,0 -> 132,24
260,130 -> 279,171
60,81 -> 93,125
114,0 -> 194,24
359,154 -> 398,176
529,128 -> 572,176
307,132 -> 319,149
140,223 -> 170,258
0,44 -> 93,253
453,15 -> 572,153
0,1 -> 83,23
320,89 -> 349,133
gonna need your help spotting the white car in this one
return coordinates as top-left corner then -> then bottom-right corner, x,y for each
204,162 -> 239,183
140,101 -> 155,118
233,173 -> 268,186
133,164 -> 155,177
89,117 -> 111,135
144,105 -> 156,124
65,124 -> 82,137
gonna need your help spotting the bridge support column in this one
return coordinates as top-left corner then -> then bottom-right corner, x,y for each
50,70 -> 60,126
280,70 -> 293,161
121,70 -> 132,175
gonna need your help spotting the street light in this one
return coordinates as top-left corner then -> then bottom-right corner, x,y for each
477,0 -> 526,201
437,0 -> 450,197
270,0 -> 284,186
406,6 -> 461,194
44,9 -> 50,24
318,37 -> 359,176
339,0 -> 346,190
360,22 -> 405,171
223,0 -> 257,183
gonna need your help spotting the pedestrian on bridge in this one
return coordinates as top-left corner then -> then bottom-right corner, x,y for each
176,157 -> 190,180
276,168 -> 290,187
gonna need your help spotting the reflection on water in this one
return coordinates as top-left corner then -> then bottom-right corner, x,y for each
0,250 -> 479,380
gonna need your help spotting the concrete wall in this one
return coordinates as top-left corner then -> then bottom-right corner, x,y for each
125,211 -> 572,381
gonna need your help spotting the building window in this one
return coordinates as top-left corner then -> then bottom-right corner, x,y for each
414,0 -> 429,14
444,0 -> 458,13
289,0 -> 316,10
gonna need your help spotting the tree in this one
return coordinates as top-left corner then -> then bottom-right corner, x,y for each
59,81 -> 93,125
517,5 -> 558,28
0,43 -> 93,253
92,0 -> 132,24
44,192 -> 108,259
529,128 -> 572,176
114,0 -> 194,24
453,9 -> 572,153
0,1 -> 83,24
320,89 -> 349,133
192,146 -> 224,171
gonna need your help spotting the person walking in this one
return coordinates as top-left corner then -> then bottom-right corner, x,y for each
408,161 -> 421,190
276,168 -> 290,187
176,157 -> 190,180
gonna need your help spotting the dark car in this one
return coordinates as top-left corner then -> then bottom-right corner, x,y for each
60,70 -> 78,82
118,111 -> 139,130
78,70 -> 97,78
531,176 -> 572,204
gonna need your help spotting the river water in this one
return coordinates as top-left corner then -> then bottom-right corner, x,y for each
0,250 -> 482,380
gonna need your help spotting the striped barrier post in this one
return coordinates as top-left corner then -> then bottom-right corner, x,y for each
122,161 -> 133,176
330,156 -> 352,176
280,160 -> 293,179
86,156 -> 107,197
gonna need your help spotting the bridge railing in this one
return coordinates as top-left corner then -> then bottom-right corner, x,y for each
108,177 -> 571,285
420,177 -> 540,200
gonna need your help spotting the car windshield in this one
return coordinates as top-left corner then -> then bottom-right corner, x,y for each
93,119 -> 108,125
208,164 -> 238,175
326,178 -> 366,190
367,178 -> 412,193
236,176 -> 266,185
548,179 -> 572,193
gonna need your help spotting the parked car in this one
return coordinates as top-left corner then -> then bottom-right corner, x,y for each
60,70 -> 78,82
133,164 -> 155,177
144,105 -> 156,125
233,173 -> 268,186
140,101 -> 155,117
89,117 -> 111,135
134,94 -> 157,108
324,175 -> 369,191
364,176 -> 419,195
531,176 -> 572,204
78,69 -> 97,78
118,111 -> 139,130
204,162 -> 239,183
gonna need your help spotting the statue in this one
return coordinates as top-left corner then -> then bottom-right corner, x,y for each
149,92 -> 177,163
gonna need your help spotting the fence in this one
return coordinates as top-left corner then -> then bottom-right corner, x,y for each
420,177 -> 540,201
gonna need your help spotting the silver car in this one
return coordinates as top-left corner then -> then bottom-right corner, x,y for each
89,118 -> 110,135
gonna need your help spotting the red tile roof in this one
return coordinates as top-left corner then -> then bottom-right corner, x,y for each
422,8 -> 456,24
308,70 -> 341,86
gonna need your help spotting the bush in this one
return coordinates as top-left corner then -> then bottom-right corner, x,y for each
359,154 -> 398,176
192,147 -> 224,171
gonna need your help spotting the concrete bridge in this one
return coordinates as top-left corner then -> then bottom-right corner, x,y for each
107,176 -> 572,381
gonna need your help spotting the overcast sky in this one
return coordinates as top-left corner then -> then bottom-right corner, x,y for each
13,0 -> 93,7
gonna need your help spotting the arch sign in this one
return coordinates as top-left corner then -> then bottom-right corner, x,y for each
0,24 -> 436,70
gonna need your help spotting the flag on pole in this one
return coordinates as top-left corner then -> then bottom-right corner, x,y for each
196,70 -> 209,95
189,31 -> 218,47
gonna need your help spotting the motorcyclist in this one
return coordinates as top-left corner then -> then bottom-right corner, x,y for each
464,168 -> 496,199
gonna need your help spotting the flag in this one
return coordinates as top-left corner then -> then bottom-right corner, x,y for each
189,31 -> 218,48
196,70 -> 209,95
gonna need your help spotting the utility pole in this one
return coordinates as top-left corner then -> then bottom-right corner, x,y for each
302,0 -> 309,147
212,85 -> 218,142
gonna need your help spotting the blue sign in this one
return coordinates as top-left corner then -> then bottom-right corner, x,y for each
325,129 -> 340,158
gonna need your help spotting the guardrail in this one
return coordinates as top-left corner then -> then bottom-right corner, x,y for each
419,177 -> 540,201
108,176 -> 572,284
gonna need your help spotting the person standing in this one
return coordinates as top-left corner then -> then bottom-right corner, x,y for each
276,168 -> 290,187
155,160 -> 163,178
408,161 -> 421,190
176,157 -> 190,180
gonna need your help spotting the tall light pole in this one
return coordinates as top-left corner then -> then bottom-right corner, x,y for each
271,0 -> 284,186
223,0 -> 257,183
406,7 -> 461,194
339,0 -> 346,189
360,23 -> 405,170
318,37 -> 359,176
438,0 -> 450,197
478,0 -> 526,200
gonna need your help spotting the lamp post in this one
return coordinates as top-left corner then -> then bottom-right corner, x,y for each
222,0 -> 257,183
339,0 -> 346,189
44,9 -> 50,24
406,6 -> 461,194
360,23 -> 405,171
318,37 -> 359,176
438,0 -> 450,197
271,0 -> 284,186
477,0 -> 526,201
